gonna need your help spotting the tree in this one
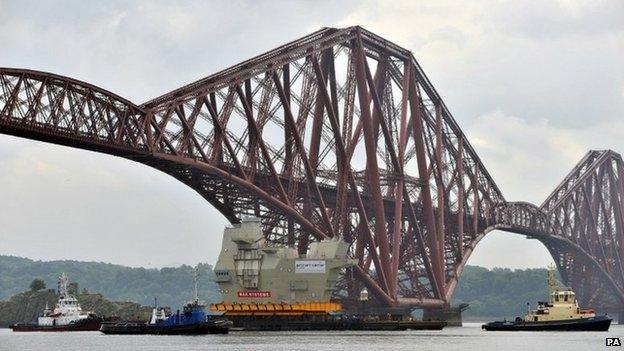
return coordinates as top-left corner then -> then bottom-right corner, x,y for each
29,278 -> 46,292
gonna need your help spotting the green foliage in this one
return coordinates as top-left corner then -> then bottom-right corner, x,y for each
0,289 -> 57,327
29,278 -> 46,292
76,293 -> 152,321
0,256 -> 220,310
452,266 -> 551,319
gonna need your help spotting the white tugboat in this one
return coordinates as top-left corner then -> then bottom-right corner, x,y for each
11,273 -> 102,332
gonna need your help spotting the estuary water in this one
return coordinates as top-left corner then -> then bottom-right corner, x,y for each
1,323 -> 622,351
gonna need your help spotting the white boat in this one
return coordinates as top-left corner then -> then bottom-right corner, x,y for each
11,273 -> 102,332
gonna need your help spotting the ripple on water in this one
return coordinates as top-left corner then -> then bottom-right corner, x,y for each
1,323 -> 623,351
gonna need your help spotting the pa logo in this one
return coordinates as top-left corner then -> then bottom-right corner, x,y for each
607,337 -> 622,346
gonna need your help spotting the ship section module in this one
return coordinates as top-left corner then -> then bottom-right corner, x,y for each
209,217 -> 445,331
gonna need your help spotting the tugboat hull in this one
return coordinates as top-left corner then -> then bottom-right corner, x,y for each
10,317 -> 102,332
100,320 -> 230,335
482,316 -> 612,331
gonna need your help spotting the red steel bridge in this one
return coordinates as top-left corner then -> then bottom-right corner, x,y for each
1,27 -> 623,310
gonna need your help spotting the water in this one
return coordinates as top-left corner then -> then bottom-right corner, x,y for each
1,323 -> 623,351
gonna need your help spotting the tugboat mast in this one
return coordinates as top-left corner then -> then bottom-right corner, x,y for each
547,264 -> 570,294
58,272 -> 69,297
193,266 -> 199,303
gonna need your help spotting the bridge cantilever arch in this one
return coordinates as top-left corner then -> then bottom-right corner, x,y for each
1,26 -> 623,310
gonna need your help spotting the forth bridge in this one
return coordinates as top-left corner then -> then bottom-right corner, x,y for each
1,26 -> 622,314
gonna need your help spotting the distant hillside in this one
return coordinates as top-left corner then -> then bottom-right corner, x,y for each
0,255 -> 552,319
0,255 -> 220,309
452,266 -> 550,319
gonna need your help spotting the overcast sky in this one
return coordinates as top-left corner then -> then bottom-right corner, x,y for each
0,0 -> 622,269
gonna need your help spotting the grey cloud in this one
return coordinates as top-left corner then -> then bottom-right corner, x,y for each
0,0 -> 358,103
492,0 -> 624,40
343,1 -> 623,129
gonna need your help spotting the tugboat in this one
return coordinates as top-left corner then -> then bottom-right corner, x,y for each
482,265 -> 612,331
100,267 -> 231,335
10,273 -> 103,332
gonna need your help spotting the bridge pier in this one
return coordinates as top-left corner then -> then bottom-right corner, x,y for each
422,304 -> 469,327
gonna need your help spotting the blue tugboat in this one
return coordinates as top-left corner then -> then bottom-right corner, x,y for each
100,268 -> 231,335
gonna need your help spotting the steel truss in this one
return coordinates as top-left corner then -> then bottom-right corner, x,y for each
0,27 -> 622,309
